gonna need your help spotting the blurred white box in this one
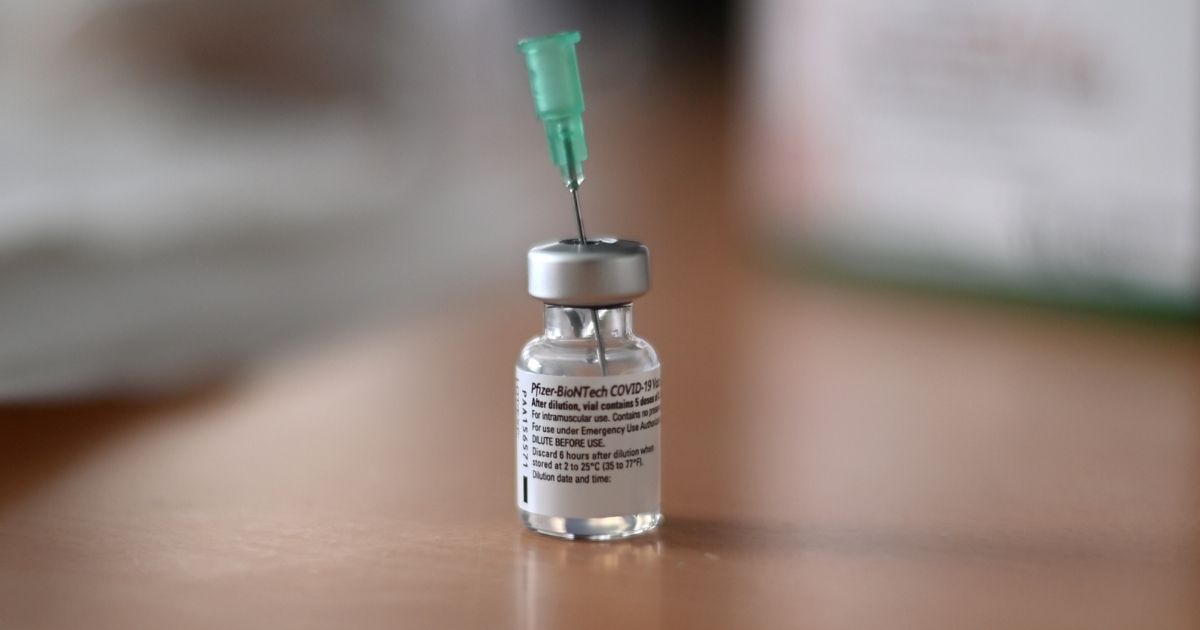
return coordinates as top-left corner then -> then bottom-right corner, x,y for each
747,0 -> 1198,315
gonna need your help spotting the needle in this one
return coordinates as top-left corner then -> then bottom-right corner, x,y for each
564,137 -> 608,376
571,187 -> 586,247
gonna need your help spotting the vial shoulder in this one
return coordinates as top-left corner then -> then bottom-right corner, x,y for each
517,334 -> 659,376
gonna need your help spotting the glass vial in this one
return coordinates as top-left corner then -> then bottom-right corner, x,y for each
516,239 -> 661,540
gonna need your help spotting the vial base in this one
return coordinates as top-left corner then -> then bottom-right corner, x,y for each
520,509 -> 662,540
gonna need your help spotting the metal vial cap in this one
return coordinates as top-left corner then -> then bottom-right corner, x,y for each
527,238 -> 650,306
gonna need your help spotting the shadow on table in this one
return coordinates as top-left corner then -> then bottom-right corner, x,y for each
0,380 -> 233,515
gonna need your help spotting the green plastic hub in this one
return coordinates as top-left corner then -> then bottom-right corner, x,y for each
518,31 -> 588,189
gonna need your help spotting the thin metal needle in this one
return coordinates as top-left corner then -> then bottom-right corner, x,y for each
590,309 -> 609,375
569,187 -> 608,376
563,135 -> 608,376
571,188 -> 587,246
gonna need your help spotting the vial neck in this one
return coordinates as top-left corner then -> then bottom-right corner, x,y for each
543,304 -> 633,340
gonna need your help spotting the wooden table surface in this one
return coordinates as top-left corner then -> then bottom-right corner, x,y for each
2,85 -> 1199,629
2,261 -> 1197,629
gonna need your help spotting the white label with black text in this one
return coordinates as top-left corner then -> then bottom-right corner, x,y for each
516,368 -> 661,519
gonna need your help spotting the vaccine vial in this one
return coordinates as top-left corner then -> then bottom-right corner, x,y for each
516,238 -> 662,539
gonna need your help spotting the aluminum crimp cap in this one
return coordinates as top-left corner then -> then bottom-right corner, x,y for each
527,238 -> 650,306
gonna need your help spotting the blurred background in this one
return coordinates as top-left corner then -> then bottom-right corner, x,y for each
1,1 -> 1198,627
0,0 -> 1194,399
0,0 -> 739,397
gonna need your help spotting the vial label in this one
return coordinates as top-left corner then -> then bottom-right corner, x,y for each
516,368 -> 661,519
